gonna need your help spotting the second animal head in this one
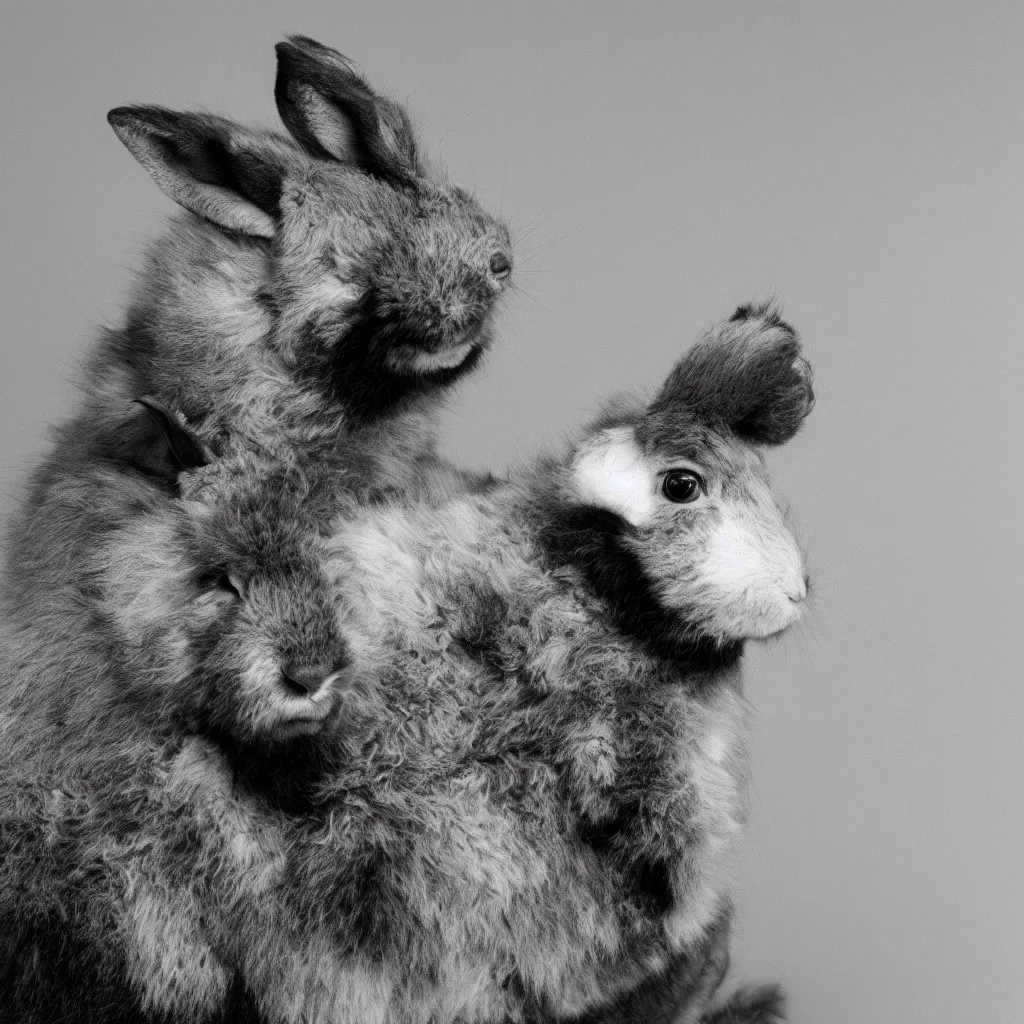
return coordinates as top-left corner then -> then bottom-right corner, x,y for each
97,401 -> 349,750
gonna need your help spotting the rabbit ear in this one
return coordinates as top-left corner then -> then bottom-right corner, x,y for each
274,36 -> 419,181
128,397 -> 209,483
649,303 -> 815,446
108,106 -> 299,238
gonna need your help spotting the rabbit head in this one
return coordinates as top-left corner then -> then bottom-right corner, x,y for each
107,36 -> 513,426
99,400 -> 349,749
565,303 -> 814,647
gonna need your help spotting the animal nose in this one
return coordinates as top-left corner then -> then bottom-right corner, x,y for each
784,573 -> 809,604
281,662 -> 340,697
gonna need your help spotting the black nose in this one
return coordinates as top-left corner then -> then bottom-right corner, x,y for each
488,251 -> 512,279
281,663 -> 339,697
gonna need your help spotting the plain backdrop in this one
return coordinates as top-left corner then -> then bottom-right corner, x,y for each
2,3 -> 1022,1022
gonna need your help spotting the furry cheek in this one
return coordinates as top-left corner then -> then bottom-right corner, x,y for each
571,427 -> 656,527
308,274 -> 362,310
696,511 -> 806,640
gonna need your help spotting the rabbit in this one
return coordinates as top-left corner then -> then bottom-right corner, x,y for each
101,35 -> 514,466
0,404 -> 352,1023
275,300 -> 813,1024
0,397 -> 351,761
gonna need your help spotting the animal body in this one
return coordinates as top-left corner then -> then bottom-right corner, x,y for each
294,302 -> 812,1024
0,405 -> 356,1021
0,304 -> 809,1023
3,35 -> 512,739
0,37 -> 514,1022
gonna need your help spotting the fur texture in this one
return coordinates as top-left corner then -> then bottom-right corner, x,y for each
4,35 -> 512,703
700,986 -> 786,1024
102,36 -> 513,462
0,415 -> 356,1020
0,41 -> 513,1021
0,305 -> 809,1022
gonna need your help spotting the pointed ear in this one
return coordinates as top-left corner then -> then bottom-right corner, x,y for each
126,397 -> 210,483
108,106 -> 300,238
274,36 -> 419,181
649,303 -> 815,446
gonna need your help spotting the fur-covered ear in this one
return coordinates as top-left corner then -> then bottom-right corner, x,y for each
126,397 -> 209,483
649,303 -> 815,446
274,36 -> 419,181
108,106 -> 301,238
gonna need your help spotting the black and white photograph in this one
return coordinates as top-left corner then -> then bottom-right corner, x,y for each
0,4 -> 1020,1023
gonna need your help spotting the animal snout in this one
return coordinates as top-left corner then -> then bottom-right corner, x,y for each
281,661 -> 344,698
783,572 -> 810,604
429,302 -> 485,347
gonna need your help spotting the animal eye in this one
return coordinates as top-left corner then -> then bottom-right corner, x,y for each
488,252 -> 512,280
199,569 -> 243,599
661,470 -> 704,504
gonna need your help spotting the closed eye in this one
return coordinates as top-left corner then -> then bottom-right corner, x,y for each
197,569 -> 244,599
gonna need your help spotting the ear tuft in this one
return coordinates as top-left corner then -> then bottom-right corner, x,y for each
650,304 -> 815,446
729,300 -> 789,330
274,36 -> 419,180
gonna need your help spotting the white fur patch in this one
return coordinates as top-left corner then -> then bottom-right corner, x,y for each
702,511 -> 806,638
394,340 -> 478,374
236,651 -> 339,737
571,427 -> 655,526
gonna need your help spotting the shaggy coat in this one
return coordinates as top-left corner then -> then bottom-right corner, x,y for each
103,36 -> 513,463
0,42 -> 512,1015
0,306 -> 810,1024
0,431 -> 355,1020
2,36 -> 511,736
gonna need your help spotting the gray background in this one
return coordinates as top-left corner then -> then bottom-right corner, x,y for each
2,3 -> 1021,1022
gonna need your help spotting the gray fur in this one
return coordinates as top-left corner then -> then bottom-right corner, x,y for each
0,37 -> 515,1022
103,36 -> 513,460
0,415 -> 355,1019
0,307 -> 807,1022
647,301 -> 813,448
4,34 -> 512,704
700,986 -> 786,1024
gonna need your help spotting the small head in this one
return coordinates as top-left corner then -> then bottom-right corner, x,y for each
107,36 -> 513,422
102,399 -> 349,747
568,303 -> 814,645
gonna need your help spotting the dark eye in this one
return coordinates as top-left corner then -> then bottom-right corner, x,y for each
661,470 -> 705,504
488,252 -> 512,280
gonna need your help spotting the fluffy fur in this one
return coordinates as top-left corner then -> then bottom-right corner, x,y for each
0,38 -> 515,1022
4,35 -> 512,695
0,419 -> 357,1020
0,306 -> 808,1023
104,36 -> 513,453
